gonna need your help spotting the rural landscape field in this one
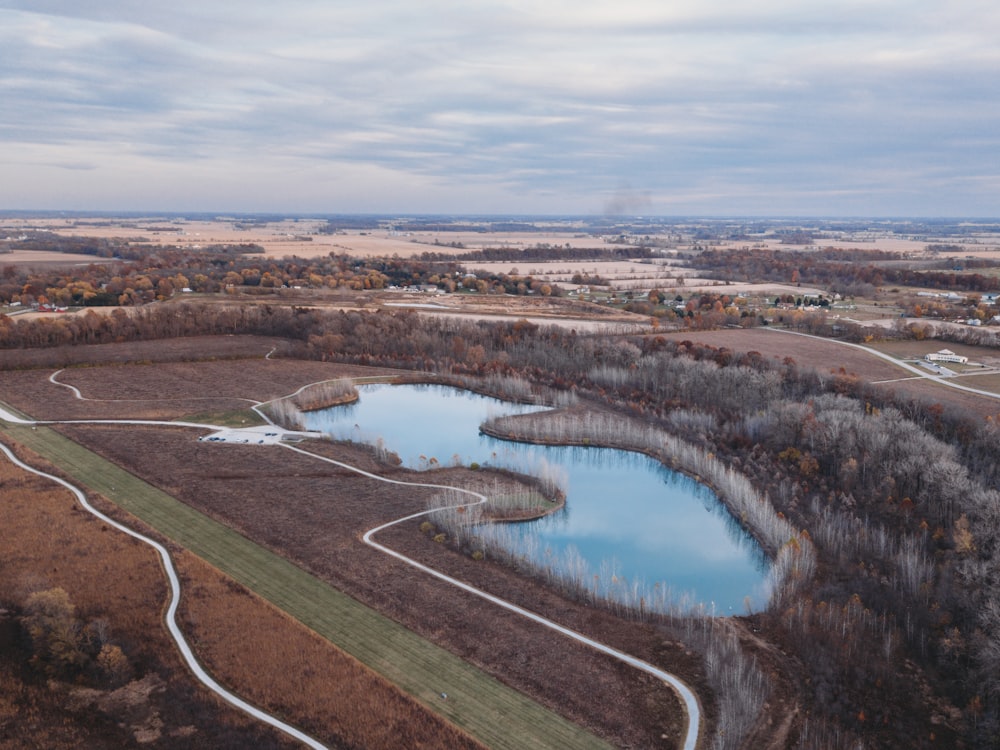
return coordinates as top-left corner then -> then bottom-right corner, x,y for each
2,214 -> 1000,749
9,0 -> 1000,746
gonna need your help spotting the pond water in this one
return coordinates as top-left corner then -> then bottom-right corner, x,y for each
302,383 -> 772,613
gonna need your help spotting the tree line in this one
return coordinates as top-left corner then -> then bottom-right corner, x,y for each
3,301 -> 999,746
688,247 -> 1000,296
0,236 -> 586,307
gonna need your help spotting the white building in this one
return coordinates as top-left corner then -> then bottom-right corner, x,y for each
925,349 -> 968,364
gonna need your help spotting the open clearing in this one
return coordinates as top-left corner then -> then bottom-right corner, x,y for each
0,248 -> 113,266
459,258 -> 825,296
12,324 -> 992,746
2,217 -> 610,259
0,351 -> 694,748
869,339 -> 1000,367
0,420 -> 617,750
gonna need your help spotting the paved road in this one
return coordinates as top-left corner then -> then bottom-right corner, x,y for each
765,327 -> 1000,401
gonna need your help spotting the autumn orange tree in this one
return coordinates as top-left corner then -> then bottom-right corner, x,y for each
20,586 -> 131,686
22,587 -> 88,677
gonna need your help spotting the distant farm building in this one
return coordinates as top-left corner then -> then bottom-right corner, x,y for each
925,349 -> 968,364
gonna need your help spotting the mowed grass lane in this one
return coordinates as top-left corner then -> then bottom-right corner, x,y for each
1,420 -> 612,750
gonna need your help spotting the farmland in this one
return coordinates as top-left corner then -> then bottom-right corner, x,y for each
5,215 -> 1000,748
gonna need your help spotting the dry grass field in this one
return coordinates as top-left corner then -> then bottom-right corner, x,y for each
0,353 -> 695,748
0,334 -> 290,372
1,418 -> 615,750
46,423 -> 688,749
654,328 -> 902,377
11,322 -> 996,747
0,441 -> 494,749
1,357 -> 395,422
455,258 -> 825,296
0,248 -> 110,266
174,550 -> 486,750
1,217 -> 609,259
0,448 -> 303,748
8,216 -> 995,261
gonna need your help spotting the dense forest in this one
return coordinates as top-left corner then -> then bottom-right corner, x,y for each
2,301 -> 999,748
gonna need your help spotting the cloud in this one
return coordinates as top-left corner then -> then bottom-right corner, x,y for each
1,1 -> 999,214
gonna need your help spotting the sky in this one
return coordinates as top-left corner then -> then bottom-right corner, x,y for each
2,1 -> 999,217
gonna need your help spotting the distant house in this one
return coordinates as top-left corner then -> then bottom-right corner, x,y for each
925,349 -> 968,364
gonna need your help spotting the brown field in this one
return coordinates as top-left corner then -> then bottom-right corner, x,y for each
870,339 -> 1000,366
0,444 -> 489,749
167,287 -> 649,329
711,236 -> 1000,255
16,325 -> 990,745
376,292 -> 643,326
55,428 -> 689,747
323,230 -> 608,258
1,355 -> 396,422
463,258 -> 825,296
1,218 -> 609,259
654,328 -> 902,377
5,217 -> 998,273
0,352 -> 700,748
0,334 -> 290,373
652,327 -> 1000,417
174,550 -> 485,750
0,249 -> 112,266
0,449 -> 297,748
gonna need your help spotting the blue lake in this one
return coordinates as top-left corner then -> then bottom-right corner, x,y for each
302,383 -> 772,614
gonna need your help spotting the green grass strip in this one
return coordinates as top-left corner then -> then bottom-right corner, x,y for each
0,416 -> 611,750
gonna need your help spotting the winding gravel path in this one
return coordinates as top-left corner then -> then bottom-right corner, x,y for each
282,443 -> 702,750
3,373 -> 703,749
17,328 -> 992,748
0,439 -> 328,750
48,369 -> 260,405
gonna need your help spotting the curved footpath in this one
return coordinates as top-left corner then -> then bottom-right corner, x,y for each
282,443 -> 702,750
48,369 -> 260,405
1,391 -> 701,749
0,439 -> 328,750
18,330 -> 989,748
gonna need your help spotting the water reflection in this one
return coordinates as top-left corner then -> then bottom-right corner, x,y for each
302,383 -> 771,613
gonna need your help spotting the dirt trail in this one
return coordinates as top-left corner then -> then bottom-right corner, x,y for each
722,617 -> 803,749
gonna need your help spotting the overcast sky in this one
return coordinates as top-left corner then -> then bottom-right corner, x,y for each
2,1 -> 998,216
